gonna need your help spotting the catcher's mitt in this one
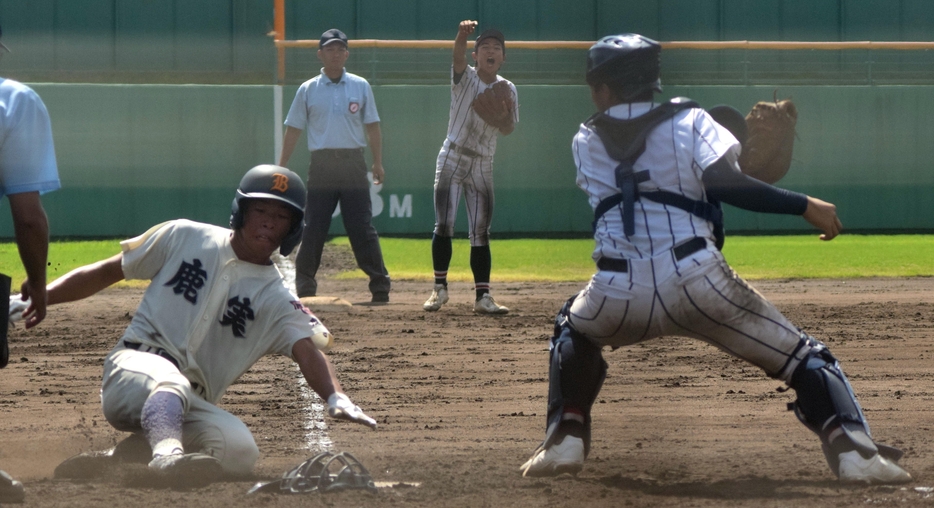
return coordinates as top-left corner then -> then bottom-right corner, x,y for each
737,93 -> 798,184
248,451 -> 377,495
472,80 -> 515,130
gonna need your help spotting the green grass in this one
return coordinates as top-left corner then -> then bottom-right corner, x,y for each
2,235 -> 933,286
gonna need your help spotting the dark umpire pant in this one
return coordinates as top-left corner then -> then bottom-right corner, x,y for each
294,148 -> 391,298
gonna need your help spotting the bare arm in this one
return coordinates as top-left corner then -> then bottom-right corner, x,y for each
278,126 -> 303,166
453,20 -> 477,75
293,337 -> 342,400
8,191 -> 50,328
47,253 -> 126,306
365,122 -> 384,185
293,338 -> 377,428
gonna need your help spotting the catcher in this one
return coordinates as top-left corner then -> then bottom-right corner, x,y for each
519,34 -> 911,486
423,20 -> 518,315
26,165 -> 376,489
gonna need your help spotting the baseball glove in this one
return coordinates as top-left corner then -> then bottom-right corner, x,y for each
737,93 -> 798,184
472,80 -> 515,130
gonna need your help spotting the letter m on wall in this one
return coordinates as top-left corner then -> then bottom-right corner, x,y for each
389,194 -> 412,218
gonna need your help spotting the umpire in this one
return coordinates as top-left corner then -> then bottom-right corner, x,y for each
279,28 -> 391,303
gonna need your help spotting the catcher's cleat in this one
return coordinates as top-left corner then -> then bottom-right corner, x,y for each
423,284 -> 449,312
837,450 -> 912,485
474,294 -> 508,315
148,453 -> 223,490
0,469 -> 24,503
519,435 -> 584,477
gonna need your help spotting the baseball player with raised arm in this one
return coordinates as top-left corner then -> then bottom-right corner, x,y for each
423,20 -> 518,315
37,165 -> 376,488
519,35 -> 911,485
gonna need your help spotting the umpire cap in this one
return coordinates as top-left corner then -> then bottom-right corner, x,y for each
586,34 -> 662,97
230,164 -> 306,256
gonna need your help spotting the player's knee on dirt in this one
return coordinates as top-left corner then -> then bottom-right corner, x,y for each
543,298 -> 608,456
191,421 -> 260,476
789,338 -> 879,469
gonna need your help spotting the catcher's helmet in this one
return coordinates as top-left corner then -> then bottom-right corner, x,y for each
230,164 -> 306,256
586,34 -> 662,100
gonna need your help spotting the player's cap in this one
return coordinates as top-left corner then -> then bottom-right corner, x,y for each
319,29 -> 348,49
475,29 -> 506,53
0,24 -> 11,53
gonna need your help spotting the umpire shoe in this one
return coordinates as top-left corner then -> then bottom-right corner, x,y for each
520,435 -> 585,477
474,294 -> 509,315
0,469 -> 24,503
423,284 -> 449,311
148,452 -> 223,489
837,450 -> 912,485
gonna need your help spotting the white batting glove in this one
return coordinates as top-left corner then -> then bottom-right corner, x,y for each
8,295 -> 30,324
327,393 -> 377,429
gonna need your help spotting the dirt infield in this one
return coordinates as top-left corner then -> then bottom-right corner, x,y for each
3,272 -> 934,507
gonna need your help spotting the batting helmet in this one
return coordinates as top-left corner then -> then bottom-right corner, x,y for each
586,34 -> 662,100
230,164 -> 306,256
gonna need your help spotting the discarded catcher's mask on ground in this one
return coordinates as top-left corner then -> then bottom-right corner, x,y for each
248,451 -> 377,494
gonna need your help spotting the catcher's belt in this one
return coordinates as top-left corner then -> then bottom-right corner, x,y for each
596,236 -> 706,273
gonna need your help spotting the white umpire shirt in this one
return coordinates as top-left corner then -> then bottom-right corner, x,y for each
284,68 -> 380,151
0,78 -> 60,199
444,65 -> 518,158
573,102 -> 741,262
119,219 -> 331,404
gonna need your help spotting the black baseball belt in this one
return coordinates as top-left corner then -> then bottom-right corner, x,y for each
123,340 -> 206,398
311,148 -> 364,160
597,237 -> 707,273
448,141 -> 481,158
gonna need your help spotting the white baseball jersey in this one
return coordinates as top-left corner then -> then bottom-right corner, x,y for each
432,66 -> 518,245
574,102 -> 738,263
444,65 -> 518,158
0,78 -> 60,199
567,102 -> 813,382
118,219 -> 329,404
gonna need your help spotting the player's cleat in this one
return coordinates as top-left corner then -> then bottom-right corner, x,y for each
837,450 -> 912,485
423,284 -> 449,312
0,469 -> 24,503
519,436 -> 584,477
148,452 -> 223,489
474,294 -> 509,315
371,291 -> 389,304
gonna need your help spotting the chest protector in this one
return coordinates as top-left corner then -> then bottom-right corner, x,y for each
588,97 -> 724,249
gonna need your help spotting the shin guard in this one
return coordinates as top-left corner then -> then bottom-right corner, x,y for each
541,298 -> 607,457
789,336 -> 895,475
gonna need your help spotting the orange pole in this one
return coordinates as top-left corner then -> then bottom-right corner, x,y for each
274,0 -> 286,84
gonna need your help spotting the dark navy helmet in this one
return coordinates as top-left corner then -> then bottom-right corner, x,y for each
707,104 -> 748,147
586,34 -> 662,98
230,164 -> 306,256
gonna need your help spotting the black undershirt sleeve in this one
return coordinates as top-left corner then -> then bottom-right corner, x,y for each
702,155 -> 808,215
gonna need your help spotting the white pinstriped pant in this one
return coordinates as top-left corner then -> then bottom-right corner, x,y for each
432,141 -> 495,246
569,247 -> 813,383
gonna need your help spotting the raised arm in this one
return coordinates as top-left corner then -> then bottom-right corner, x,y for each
453,20 -> 477,75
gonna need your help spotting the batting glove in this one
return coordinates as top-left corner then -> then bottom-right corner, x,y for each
327,393 -> 377,430
8,295 -> 29,324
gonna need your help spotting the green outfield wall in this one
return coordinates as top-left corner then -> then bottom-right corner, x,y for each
0,82 -> 932,238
